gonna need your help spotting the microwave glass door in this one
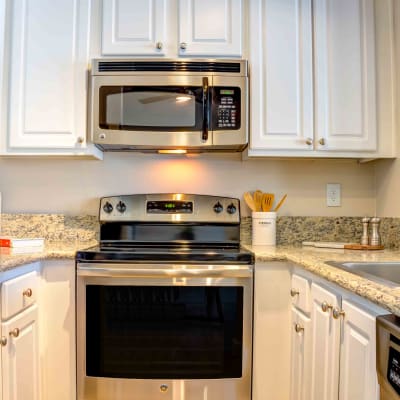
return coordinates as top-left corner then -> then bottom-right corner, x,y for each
99,86 -> 204,131
85,285 -> 244,379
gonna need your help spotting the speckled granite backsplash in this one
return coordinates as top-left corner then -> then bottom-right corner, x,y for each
240,216 -> 400,249
1,214 -> 399,249
0,214 -> 99,242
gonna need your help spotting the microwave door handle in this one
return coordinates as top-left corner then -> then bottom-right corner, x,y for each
202,77 -> 209,142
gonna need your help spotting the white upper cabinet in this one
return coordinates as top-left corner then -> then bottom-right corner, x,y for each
249,0 -> 314,151
101,0 -> 167,55
101,0 -> 243,57
3,0 -> 101,157
248,0 -> 395,158
314,0 -> 377,152
178,0 -> 242,56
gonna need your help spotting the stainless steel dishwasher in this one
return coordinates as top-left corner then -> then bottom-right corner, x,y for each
377,314 -> 400,399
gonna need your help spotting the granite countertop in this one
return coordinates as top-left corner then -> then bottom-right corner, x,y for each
0,241 -> 97,272
245,244 -> 400,316
2,240 -> 400,316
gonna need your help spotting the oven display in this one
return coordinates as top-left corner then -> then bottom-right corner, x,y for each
388,346 -> 400,395
147,201 -> 193,214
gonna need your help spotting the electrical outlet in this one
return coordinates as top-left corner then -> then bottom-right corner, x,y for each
326,183 -> 341,207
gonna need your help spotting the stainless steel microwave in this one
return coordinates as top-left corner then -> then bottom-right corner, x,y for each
89,59 -> 248,153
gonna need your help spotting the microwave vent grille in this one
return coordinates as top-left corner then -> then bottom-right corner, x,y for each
97,61 -> 241,73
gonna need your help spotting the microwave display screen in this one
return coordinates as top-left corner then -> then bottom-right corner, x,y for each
99,86 -> 204,131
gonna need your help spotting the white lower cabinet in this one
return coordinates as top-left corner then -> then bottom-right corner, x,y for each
290,307 -> 311,400
309,282 -> 341,400
290,272 -> 382,400
1,305 -> 39,400
339,299 -> 380,400
0,267 -> 40,400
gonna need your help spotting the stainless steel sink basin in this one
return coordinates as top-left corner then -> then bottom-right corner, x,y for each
327,261 -> 400,287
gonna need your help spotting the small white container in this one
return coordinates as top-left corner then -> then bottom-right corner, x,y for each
252,212 -> 277,246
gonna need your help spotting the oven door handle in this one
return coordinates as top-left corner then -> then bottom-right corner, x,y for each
77,265 -> 252,278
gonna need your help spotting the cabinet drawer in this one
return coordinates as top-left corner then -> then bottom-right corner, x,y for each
291,274 -> 311,314
2,271 -> 38,320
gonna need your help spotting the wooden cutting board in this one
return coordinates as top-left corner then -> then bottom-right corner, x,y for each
302,241 -> 384,250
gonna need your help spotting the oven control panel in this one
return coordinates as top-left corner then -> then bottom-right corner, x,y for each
147,201 -> 193,214
99,194 -> 240,223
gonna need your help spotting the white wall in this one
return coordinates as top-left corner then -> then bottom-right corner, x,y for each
0,153 -> 375,216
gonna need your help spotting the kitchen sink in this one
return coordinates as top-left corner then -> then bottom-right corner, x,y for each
326,261 -> 400,287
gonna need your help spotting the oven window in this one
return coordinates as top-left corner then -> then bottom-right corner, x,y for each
86,285 -> 243,379
99,86 -> 204,131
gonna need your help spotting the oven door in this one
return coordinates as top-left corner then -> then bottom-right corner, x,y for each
91,76 -> 212,148
77,263 -> 252,400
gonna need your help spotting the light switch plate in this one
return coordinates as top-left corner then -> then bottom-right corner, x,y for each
327,183 -> 341,207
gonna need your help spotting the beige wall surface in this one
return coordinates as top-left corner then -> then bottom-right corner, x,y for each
375,1 -> 400,217
0,154 -> 375,216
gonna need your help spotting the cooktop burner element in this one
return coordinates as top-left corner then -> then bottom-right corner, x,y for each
76,194 -> 254,265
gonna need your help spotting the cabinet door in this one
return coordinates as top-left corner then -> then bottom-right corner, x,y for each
339,300 -> 379,400
290,307 -> 311,400
2,305 -> 39,400
314,0 -> 377,151
309,283 -> 341,400
178,0 -> 242,56
102,0 -> 167,55
249,0 -> 313,150
7,0 -> 91,149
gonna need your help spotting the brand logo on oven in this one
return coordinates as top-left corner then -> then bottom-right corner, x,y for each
258,221 -> 272,225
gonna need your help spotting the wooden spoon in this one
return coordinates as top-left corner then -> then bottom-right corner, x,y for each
262,193 -> 275,212
244,192 -> 256,212
274,194 -> 287,212
253,190 -> 263,212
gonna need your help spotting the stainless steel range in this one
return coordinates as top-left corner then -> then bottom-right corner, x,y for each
76,194 -> 254,400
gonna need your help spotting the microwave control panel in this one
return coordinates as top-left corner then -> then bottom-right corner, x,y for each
212,87 -> 241,130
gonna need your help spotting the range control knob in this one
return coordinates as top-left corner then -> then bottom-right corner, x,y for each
116,201 -> 127,213
227,203 -> 237,214
103,201 -> 113,214
213,202 -> 223,214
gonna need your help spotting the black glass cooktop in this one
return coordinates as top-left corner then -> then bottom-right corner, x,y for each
76,244 -> 254,265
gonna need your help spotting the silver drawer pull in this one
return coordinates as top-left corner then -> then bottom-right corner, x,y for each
160,384 -> 168,393
332,308 -> 345,320
9,328 -> 20,338
321,301 -> 333,313
294,323 -> 304,333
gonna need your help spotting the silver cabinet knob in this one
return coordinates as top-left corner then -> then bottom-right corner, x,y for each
180,42 -> 187,50
305,137 -> 313,145
290,288 -> 299,297
160,384 -> 168,393
9,328 -> 20,338
77,136 -> 84,144
332,308 -> 345,319
321,301 -> 333,313
294,323 -> 304,333
319,138 -> 326,146
23,288 -> 33,297
156,42 -> 163,50
0,337 -> 7,346
99,133 -> 106,140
